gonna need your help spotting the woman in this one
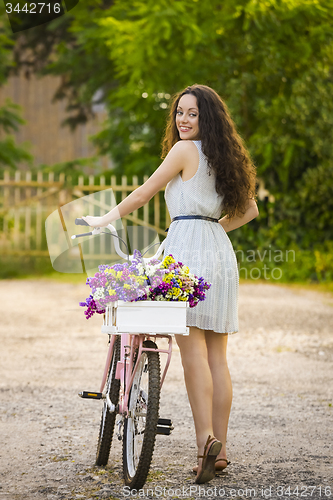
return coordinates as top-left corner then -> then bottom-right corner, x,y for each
82,84 -> 259,484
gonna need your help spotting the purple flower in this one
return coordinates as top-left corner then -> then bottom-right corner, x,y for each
79,295 -> 105,319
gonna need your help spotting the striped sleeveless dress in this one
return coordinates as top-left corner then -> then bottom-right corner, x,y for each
164,140 -> 239,334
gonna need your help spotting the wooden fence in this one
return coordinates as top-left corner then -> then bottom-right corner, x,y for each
0,171 -> 171,259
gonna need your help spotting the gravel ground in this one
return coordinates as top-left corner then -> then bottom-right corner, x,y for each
0,279 -> 332,500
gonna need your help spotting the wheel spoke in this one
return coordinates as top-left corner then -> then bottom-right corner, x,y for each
122,341 -> 161,489
95,336 -> 120,466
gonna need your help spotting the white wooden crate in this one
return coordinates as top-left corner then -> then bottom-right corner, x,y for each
101,300 -> 189,335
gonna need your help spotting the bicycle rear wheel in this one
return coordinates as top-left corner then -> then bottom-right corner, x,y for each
122,340 -> 161,489
96,335 -> 121,466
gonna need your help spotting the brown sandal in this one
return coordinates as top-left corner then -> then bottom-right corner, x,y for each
195,435 -> 222,484
215,458 -> 231,471
193,458 -> 230,473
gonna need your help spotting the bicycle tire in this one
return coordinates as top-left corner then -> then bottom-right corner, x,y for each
122,340 -> 161,489
96,335 -> 121,466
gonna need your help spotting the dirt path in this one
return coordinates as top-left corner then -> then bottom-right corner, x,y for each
0,280 -> 332,500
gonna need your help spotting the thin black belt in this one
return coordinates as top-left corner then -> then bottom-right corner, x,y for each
165,215 -> 219,233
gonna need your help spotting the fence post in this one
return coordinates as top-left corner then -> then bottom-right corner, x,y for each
58,172 -> 66,206
36,171 -> 43,251
25,171 -> 31,251
3,171 -> 10,250
13,171 -> 21,251
3,171 -> 10,208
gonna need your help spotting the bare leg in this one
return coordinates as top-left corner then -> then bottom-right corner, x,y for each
175,326 -> 215,452
205,329 -> 232,461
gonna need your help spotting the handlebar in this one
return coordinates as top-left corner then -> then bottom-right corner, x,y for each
72,218 -> 166,263
75,218 -> 90,226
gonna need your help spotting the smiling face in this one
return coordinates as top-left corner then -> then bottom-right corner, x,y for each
175,93 -> 200,141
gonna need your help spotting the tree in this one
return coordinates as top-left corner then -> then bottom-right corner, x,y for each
9,0 -> 333,247
19,0 -> 331,179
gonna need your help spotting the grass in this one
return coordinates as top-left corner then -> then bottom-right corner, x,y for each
239,277 -> 333,298
2,271 -> 333,299
1,255 -> 333,299
14,271 -> 86,284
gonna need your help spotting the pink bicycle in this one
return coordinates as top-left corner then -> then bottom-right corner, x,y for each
73,219 -> 189,489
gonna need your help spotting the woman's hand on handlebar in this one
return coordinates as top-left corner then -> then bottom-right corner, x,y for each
81,215 -> 109,227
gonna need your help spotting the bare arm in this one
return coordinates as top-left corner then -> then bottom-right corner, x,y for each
82,141 -> 193,227
218,198 -> 259,232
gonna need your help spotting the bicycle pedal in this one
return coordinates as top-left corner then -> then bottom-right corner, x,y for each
78,391 -> 103,400
156,426 -> 172,435
158,418 -> 172,426
156,418 -> 174,435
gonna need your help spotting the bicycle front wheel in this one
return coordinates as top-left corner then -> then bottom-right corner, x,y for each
123,340 -> 161,489
96,335 -> 121,466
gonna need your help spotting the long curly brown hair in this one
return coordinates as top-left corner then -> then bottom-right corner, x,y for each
161,84 -> 257,218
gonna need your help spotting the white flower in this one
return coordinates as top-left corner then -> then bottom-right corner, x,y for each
137,263 -> 145,275
145,263 -> 162,276
93,287 -> 105,300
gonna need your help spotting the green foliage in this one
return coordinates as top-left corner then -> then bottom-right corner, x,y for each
58,0 -> 333,204
314,242 -> 333,282
7,0 -> 333,257
37,156 -> 100,183
10,0 -> 333,183
0,100 -> 33,172
295,162 -> 333,245
0,256 -> 54,279
260,161 -> 333,248
0,98 -> 25,132
0,19 -> 33,172
231,231 -> 333,285
0,16 -> 15,85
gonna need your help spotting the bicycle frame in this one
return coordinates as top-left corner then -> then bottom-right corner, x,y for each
100,333 -> 173,416
74,217 -> 185,487
74,219 -> 183,416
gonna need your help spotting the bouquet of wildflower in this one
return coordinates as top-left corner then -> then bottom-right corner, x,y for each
80,250 -> 211,319
134,254 -> 211,308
